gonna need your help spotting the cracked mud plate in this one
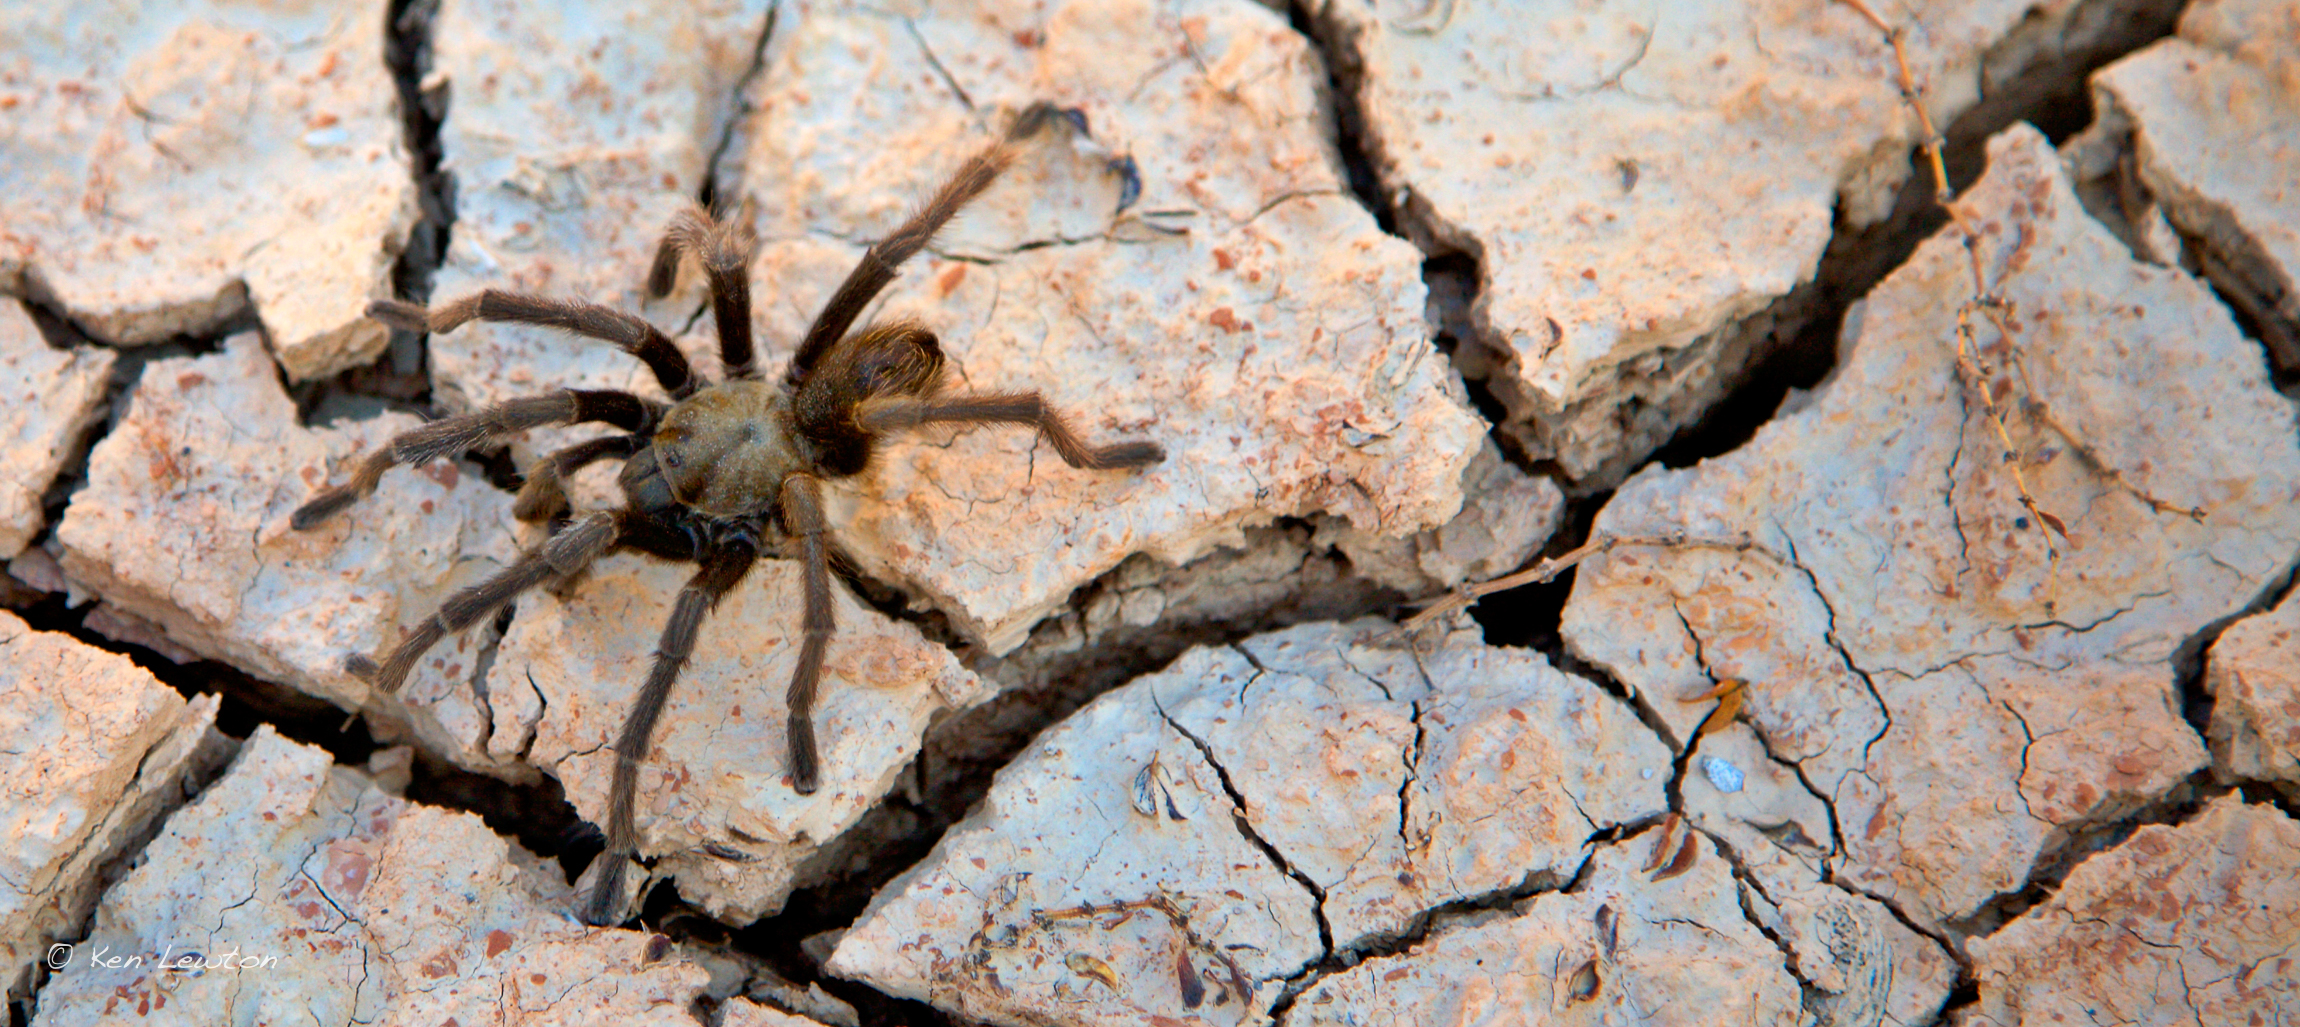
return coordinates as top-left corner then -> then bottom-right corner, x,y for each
1564,126 -> 2300,936
827,619 -> 1667,1025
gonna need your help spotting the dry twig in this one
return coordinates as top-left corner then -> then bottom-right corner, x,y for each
1837,0 -> 2205,539
1399,532 -> 1761,635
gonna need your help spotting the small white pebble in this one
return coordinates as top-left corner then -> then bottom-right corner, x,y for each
1702,756 -> 1745,793
1640,768 -> 1654,780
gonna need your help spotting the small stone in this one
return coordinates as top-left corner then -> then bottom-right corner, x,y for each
0,305 -> 113,559
1290,823 -> 1804,1026
30,728 -> 714,1026
1699,755 -> 1744,794
0,610 -> 226,996
0,1 -> 416,379
7,547 -> 69,596
1970,795 -> 2300,1025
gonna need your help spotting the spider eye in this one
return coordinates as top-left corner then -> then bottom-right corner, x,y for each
662,448 -> 683,468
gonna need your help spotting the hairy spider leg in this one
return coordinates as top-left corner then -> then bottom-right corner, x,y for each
291,390 -> 656,529
584,530 -> 761,926
857,392 -> 1166,470
777,473 -> 835,794
345,511 -> 622,694
648,102 -> 1080,393
785,102 -> 1075,387
646,206 -> 761,380
370,292 -> 702,399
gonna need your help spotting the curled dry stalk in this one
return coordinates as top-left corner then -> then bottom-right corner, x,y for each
1835,0 -> 2204,538
1398,532 -> 1761,635
1838,0 -> 2070,576
1404,0 -> 2209,633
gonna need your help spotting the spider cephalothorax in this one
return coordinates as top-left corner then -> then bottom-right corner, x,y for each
292,103 -> 1162,924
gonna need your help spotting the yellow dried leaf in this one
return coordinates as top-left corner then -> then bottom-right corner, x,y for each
1679,679 -> 1746,737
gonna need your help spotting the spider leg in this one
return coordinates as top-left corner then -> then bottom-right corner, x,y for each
858,392 -> 1166,470
778,473 -> 835,795
646,204 -> 760,380
512,434 -> 645,523
370,291 -> 701,399
788,102 -> 1073,385
293,391 -> 656,529
346,511 -> 621,694
584,531 -> 760,926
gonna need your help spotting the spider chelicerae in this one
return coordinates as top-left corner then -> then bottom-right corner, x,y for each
292,103 -> 1164,924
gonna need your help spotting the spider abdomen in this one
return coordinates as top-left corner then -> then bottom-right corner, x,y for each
652,379 -> 803,518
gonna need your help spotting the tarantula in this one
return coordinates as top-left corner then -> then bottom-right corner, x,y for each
292,103 -> 1163,924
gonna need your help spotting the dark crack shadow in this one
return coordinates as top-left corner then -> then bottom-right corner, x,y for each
712,521 -> 1407,1020
2172,549 -> 2300,753
1261,850 -> 1597,1025
696,2 -> 778,215
1942,769 -> 2220,943
296,0 -> 454,428
1285,0 -> 1545,478
1153,703 -> 1339,964
1,2 -> 2243,1026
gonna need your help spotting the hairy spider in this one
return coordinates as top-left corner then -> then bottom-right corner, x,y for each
292,103 -> 1163,924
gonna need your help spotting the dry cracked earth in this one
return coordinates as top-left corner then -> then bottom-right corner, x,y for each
4,0 -> 2298,1024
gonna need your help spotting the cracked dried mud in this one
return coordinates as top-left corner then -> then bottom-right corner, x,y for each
5,0 -> 2299,1025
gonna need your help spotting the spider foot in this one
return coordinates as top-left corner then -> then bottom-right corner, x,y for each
580,855 -> 636,926
290,487 -> 362,530
1010,100 -> 1091,141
